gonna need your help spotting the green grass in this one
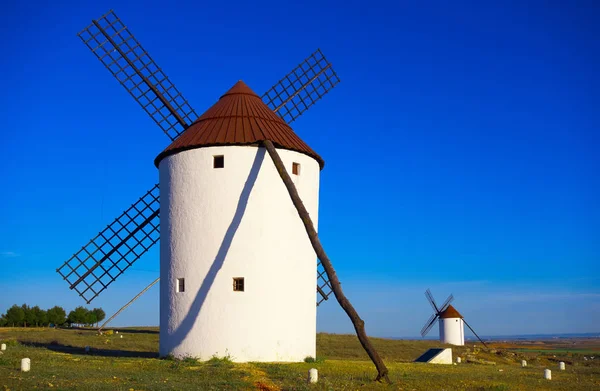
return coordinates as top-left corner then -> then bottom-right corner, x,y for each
510,348 -> 599,354
0,327 -> 599,390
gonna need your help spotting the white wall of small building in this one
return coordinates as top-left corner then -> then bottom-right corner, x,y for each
158,145 -> 320,362
439,318 -> 464,346
428,348 -> 453,364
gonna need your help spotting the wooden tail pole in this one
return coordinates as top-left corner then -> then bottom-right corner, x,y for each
463,318 -> 488,348
98,277 -> 160,333
263,140 -> 390,383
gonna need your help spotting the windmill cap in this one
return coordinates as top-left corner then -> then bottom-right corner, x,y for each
219,80 -> 259,98
439,304 -> 463,319
154,80 -> 324,168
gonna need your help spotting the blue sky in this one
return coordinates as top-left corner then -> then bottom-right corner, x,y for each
0,0 -> 598,337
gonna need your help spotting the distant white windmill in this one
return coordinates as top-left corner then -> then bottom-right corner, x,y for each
420,289 -> 487,347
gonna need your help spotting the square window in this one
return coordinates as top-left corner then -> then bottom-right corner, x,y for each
176,278 -> 185,293
213,155 -> 224,168
233,277 -> 244,292
292,162 -> 300,175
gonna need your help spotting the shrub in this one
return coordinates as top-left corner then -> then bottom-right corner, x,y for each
207,354 -> 234,368
304,356 -> 325,363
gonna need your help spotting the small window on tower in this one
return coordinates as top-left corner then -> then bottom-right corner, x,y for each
214,155 -> 224,168
176,278 -> 185,293
233,277 -> 244,292
292,162 -> 300,175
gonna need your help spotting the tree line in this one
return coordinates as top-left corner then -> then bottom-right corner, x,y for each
0,304 -> 106,327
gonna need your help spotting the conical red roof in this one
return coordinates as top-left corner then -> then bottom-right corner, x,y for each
439,304 -> 463,319
155,80 -> 324,168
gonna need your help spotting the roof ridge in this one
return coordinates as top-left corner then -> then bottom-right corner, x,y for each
155,80 -> 324,168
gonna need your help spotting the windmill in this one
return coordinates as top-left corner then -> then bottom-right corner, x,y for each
421,289 -> 487,348
57,10 -> 389,380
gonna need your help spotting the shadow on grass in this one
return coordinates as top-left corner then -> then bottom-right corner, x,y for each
18,340 -> 158,359
59,327 -> 159,335
111,328 -> 159,335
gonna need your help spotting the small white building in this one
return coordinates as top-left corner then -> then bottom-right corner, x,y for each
415,348 -> 453,365
439,305 -> 465,346
155,81 -> 324,362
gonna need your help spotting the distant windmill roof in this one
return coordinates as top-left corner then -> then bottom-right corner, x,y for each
155,80 -> 324,168
439,305 -> 463,319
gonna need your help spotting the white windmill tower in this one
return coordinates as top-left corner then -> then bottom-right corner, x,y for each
155,80 -> 325,361
438,305 -> 465,345
421,289 -> 487,347
56,11 -> 341,363
58,10 -> 392,380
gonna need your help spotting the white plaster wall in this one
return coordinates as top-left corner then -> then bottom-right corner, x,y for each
158,145 -> 320,362
439,318 -> 465,346
429,348 -> 453,364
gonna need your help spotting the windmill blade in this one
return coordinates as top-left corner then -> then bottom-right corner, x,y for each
78,10 -> 198,140
56,185 -> 160,303
425,289 -> 440,313
316,261 -> 333,305
65,20 -> 342,303
263,48 -> 340,125
439,294 -> 454,312
420,313 -> 438,337
98,277 -> 159,332
463,318 -> 488,348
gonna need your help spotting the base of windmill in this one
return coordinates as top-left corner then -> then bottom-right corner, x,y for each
414,348 -> 452,364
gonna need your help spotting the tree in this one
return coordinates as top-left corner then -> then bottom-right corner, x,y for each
47,306 -> 67,326
22,304 -> 36,327
263,140 -> 390,383
5,305 -> 25,327
67,306 -> 90,326
1,305 -> 103,328
86,311 -> 97,326
91,308 -> 106,327
31,306 -> 48,327
66,310 -> 76,326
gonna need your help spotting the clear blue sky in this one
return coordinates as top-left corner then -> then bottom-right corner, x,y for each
0,0 -> 598,337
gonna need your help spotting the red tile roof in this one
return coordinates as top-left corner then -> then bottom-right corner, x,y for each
154,80 -> 324,168
439,305 -> 464,319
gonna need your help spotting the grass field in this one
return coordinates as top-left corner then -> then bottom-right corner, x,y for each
1,327 -> 599,390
